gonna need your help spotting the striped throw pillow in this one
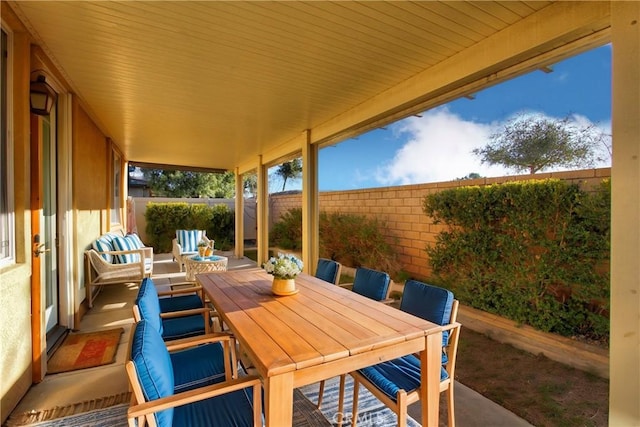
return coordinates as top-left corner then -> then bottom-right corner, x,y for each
112,236 -> 141,264
126,233 -> 145,248
176,230 -> 204,252
92,237 -> 114,263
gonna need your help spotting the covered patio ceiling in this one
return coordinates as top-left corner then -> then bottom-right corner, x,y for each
10,1 -> 609,171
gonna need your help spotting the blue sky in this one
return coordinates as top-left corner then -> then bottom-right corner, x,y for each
270,44 -> 612,192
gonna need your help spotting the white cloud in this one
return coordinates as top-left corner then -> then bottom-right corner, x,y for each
374,108 -> 509,185
374,108 -> 611,186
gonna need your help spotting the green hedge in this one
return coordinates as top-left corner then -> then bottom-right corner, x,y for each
270,208 -> 401,277
424,179 -> 610,342
144,202 -> 235,252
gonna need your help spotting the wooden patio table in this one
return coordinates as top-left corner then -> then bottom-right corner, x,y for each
197,268 -> 443,426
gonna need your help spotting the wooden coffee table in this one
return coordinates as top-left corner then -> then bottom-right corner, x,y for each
184,254 -> 228,281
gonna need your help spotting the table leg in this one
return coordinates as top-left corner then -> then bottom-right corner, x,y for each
263,372 -> 294,426
421,331 -> 442,427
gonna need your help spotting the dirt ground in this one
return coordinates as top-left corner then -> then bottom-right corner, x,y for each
455,329 -> 609,427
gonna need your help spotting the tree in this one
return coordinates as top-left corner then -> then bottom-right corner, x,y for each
273,158 -> 302,192
243,173 -> 257,198
473,114 -> 607,174
142,169 -> 235,198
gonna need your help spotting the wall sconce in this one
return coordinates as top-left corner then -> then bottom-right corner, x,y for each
30,75 -> 57,116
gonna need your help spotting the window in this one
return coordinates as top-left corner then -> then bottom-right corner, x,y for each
0,26 -> 15,265
110,148 -> 122,226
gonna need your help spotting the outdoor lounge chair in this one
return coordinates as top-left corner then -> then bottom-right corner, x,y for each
314,258 -> 342,285
126,319 -> 260,427
346,280 -> 461,427
84,235 -> 153,307
172,229 -> 213,272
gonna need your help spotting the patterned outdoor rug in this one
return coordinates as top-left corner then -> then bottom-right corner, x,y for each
5,392 -> 131,427
6,387 -> 329,426
299,375 -> 421,427
47,328 -> 124,374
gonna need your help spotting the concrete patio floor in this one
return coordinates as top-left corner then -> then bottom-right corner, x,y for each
9,253 -> 531,426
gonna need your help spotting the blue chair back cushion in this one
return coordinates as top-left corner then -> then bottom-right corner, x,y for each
176,230 -> 204,253
131,320 -> 175,427
135,278 -> 163,335
315,259 -> 339,284
358,354 -> 449,403
352,267 -> 390,301
400,279 -> 454,346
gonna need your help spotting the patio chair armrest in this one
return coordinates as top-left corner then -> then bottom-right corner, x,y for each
165,332 -> 234,351
441,321 -> 462,333
127,376 -> 262,420
159,284 -> 204,297
159,307 -> 209,319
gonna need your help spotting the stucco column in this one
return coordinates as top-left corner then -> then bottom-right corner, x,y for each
256,156 -> 269,266
301,130 -> 319,274
610,2 -> 640,425
234,167 -> 244,259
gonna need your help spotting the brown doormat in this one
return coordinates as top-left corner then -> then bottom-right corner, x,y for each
47,328 -> 124,374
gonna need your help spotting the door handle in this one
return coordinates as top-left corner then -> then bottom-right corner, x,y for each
33,243 -> 51,258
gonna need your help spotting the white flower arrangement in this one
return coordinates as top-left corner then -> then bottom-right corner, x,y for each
263,253 -> 303,279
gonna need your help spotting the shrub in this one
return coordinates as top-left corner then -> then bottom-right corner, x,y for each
145,202 -> 235,252
269,209 -> 401,277
270,208 -> 303,250
424,179 -> 610,343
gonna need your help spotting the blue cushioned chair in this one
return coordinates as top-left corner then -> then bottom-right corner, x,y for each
133,278 -> 212,341
138,277 -> 205,314
317,266 -> 392,411
126,320 -> 260,427
347,280 -> 461,427
315,258 -> 342,285
352,267 -> 392,303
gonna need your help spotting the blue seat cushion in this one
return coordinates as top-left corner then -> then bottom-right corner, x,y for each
400,280 -> 454,346
171,343 -> 227,393
158,294 -> 203,313
162,315 -> 206,341
173,388 -> 256,427
352,267 -> 390,301
315,259 -> 339,284
358,354 -> 449,403
130,320 -> 175,427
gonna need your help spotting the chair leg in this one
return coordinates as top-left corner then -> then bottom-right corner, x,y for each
352,376 -> 360,427
337,375 -> 346,427
447,384 -> 455,427
317,380 -> 325,409
397,392 -> 408,427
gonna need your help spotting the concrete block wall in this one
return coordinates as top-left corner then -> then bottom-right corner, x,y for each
270,168 -> 611,280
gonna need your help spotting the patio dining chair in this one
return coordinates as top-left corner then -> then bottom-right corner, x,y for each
137,277 -> 205,313
314,258 -> 342,285
126,319 -> 260,427
317,266 -> 392,410
346,280 -> 461,427
133,277 -> 212,341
